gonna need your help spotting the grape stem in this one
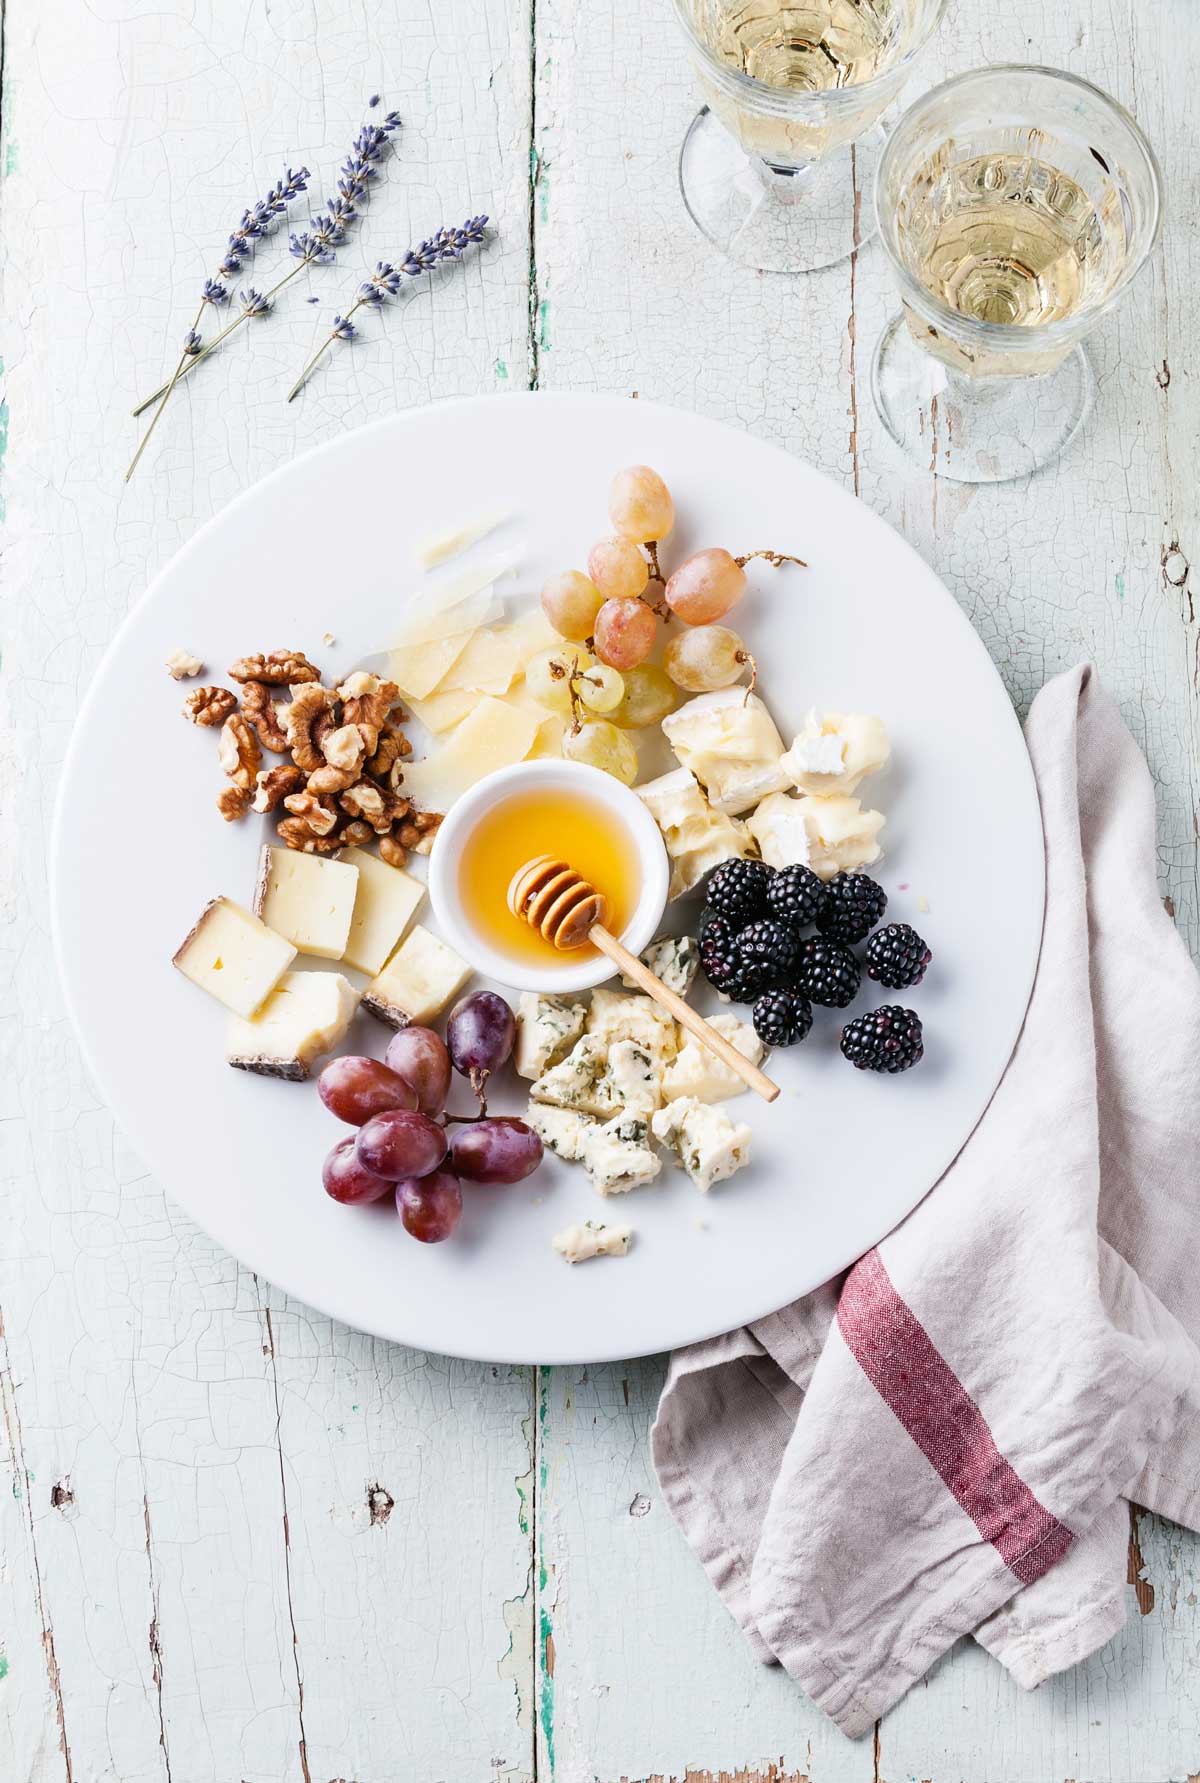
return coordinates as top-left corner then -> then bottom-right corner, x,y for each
644,540 -> 663,580
737,651 -> 759,700
734,549 -> 807,569
469,1068 -> 490,1115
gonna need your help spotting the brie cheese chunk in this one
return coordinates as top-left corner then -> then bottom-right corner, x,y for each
530,1036 -> 618,1119
661,690 -> 789,814
339,846 -> 425,976
746,792 -> 812,870
661,1014 -> 763,1104
606,1039 -> 662,1120
526,1103 -> 597,1162
586,989 -> 678,1069
226,971 -> 359,1081
781,711 -> 890,796
173,897 -> 297,1019
361,925 -> 471,1027
621,935 -> 699,999
792,793 -> 885,881
636,769 -> 751,899
552,1220 -> 633,1264
652,1097 -> 752,1193
254,846 -> 359,961
515,992 -> 588,1080
583,1116 -> 662,1196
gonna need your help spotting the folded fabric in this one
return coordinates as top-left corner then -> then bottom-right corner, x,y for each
652,664 -> 1200,1737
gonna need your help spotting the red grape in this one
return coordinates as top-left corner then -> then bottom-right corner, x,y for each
665,548 -> 747,624
318,1056 -> 418,1126
608,465 -> 674,544
385,1026 -> 452,1115
593,597 -> 656,670
322,1135 -> 393,1205
447,991 -> 516,1080
357,1109 -> 448,1181
396,1168 -> 463,1243
451,1117 -> 543,1184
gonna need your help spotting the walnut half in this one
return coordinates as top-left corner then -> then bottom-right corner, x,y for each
229,650 -> 321,686
217,712 -> 262,790
240,680 -> 290,754
183,685 -> 236,727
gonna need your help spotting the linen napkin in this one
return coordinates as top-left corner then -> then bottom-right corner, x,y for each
652,663 -> 1200,1737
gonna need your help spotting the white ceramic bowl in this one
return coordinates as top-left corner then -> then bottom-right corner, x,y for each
427,759 -> 670,993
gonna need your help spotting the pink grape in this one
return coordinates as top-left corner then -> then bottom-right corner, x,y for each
357,1109 -> 448,1181
322,1135 -> 394,1205
395,1169 -> 463,1243
608,465 -> 674,544
384,1026 -> 452,1115
318,1056 -> 418,1126
447,991 -> 516,1080
587,536 -> 649,601
451,1117 -> 544,1184
593,597 -> 657,670
541,570 -> 604,642
665,548 -> 747,624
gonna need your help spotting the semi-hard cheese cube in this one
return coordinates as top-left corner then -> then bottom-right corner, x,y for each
339,847 -> 425,976
401,696 -> 539,811
552,1221 -> 633,1263
515,993 -> 588,1079
225,971 -> 360,1081
661,1013 -> 763,1104
254,847 -> 359,961
652,1097 -> 752,1192
586,989 -> 678,1068
636,768 -> 750,898
173,897 -> 297,1019
361,925 -> 471,1027
661,690 -> 789,814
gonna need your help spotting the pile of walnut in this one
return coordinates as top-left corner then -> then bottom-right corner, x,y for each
181,649 -> 442,867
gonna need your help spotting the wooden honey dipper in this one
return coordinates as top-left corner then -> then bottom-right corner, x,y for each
508,854 -> 780,1104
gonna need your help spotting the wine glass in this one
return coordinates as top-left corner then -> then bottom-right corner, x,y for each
871,65 -> 1163,482
671,0 -> 949,274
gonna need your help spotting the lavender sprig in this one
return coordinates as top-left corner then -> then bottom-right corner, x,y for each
131,113 -> 402,419
286,215 -> 489,401
126,165 -> 310,480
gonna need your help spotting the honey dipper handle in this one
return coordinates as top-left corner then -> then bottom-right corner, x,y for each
590,926 -> 781,1105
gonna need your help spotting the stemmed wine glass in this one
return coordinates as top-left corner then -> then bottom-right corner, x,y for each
670,0 -> 950,274
871,65 -> 1164,481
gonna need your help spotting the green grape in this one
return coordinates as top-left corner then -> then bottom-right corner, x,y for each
577,663 -> 625,714
562,719 -> 639,785
613,662 -> 679,729
664,624 -> 749,692
526,644 -> 594,714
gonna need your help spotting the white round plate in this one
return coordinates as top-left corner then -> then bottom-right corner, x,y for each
52,393 -> 1043,1365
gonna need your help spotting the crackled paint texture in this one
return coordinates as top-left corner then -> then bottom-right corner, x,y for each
1,0 -> 1198,1779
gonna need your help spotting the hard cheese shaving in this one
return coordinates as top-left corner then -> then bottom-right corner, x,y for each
402,696 -> 540,810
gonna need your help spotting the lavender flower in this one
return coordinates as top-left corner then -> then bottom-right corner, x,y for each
239,287 -> 272,317
286,213 -> 490,401
183,330 -> 203,355
202,278 -> 229,305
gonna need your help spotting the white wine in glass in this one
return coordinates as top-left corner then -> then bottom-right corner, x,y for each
872,67 -> 1163,481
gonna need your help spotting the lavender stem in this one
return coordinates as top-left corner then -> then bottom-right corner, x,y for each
131,260 -> 309,416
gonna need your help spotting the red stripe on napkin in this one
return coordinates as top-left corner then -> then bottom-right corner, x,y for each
838,1250 -> 1073,1584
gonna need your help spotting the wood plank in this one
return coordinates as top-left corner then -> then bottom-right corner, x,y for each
0,0 -> 536,1777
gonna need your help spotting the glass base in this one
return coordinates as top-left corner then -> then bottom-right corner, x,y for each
870,315 -> 1095,483
678,105 -> 881,274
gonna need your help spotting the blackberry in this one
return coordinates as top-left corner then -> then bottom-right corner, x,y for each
705,858 -> 774,926
815,872 -> 887,944
865,923 -> 931,990
736,918 -> 800,989
766,863 -> 828,929
700,920 -> 762,1002
795,936 -> 861,1008
753,988 -> 813,1048
840,1005 -> 924,1073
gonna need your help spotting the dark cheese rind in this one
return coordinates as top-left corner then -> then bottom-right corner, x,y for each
252,845 -> 273,921
171,895 -> 224,970
360,989 -> 414,1030
227,1052 -> 310,1083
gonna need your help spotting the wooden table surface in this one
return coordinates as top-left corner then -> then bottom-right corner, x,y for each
2,0 -> 1197,1778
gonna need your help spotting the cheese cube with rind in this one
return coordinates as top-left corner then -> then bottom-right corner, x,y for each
225,971 -> 360,1081
586,989 -> 678,1067
746,792 -> 813,871
652,1097 -> 752,1192
583,1116 -> 662,1196
530,1036 -> 619,1119
552,1221 -> 633,1263
173,897 -> 297,1019
526,1103 -> 597,1163
254,847 -> 359,961
661,1013 -> 763,1104
339,847 -> 425,977
636,768 -> 750,898
515,993 -> 588,1080
361,925 -> 471,1028
792,793 -> 885,881
661,690 -> 789,814
781,711 -> 890,797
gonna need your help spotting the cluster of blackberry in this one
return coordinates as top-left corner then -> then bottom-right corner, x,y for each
699,859 -> 931,1074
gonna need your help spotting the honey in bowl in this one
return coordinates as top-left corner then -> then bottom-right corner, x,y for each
457,786 -> 642,969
